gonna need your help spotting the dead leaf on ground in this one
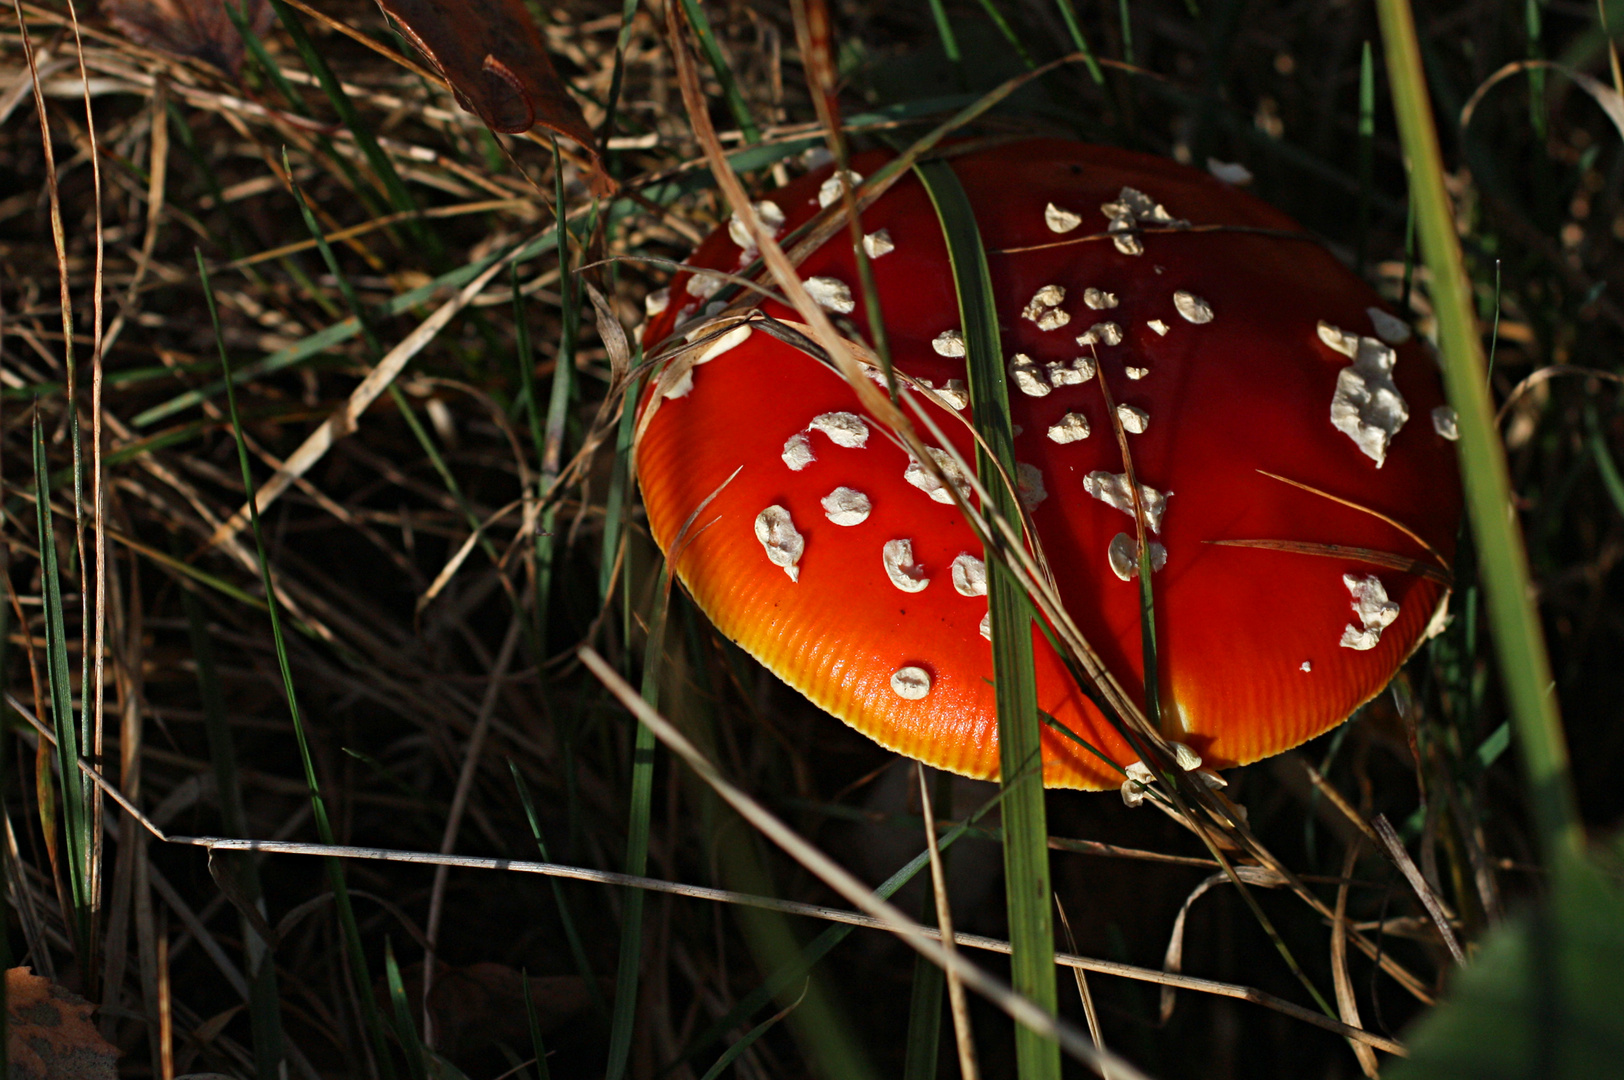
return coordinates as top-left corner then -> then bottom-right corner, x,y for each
101,0 -> 274,77
383,961 -> 602,1058
374,0 -> 608,188
6,967 -> 118,1080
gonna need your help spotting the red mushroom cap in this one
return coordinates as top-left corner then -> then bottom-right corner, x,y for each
636,139 -> 1462,790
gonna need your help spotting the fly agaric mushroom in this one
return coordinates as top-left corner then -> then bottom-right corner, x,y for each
635,140 -> 1461,790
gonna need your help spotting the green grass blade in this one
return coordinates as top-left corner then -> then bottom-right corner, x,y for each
926,0 -> 961,63
604,569 -> 671,1080
182,579 -> 286,1077
522,967 -> 553,1080
599,370 -> 644,605
508,760 -> 607,1019
534,144 -> 579,657
913,158 -> 1058,1080
265,0 -> 441,261
1052,0 -> 1104,83
1357,41 -> 1375,275
902,774 -> 953,1080
972,0 -> 1036,68
385,939 -> 429,1080
676,0 -> 761,142
698,982 -> 807,1080
676,805 -> 990,1070
30,414 -> 92,961
197,249 -> 399,1080
1376,0 -> 1583,871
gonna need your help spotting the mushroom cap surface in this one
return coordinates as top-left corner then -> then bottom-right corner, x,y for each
636,140 -> 1461,789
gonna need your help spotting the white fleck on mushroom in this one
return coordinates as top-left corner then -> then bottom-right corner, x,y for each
661,368 -> 695,399
1106,532 -> 1167,581
932,329 -> 967,358
1316,320 -> 1361,357
686,272 -> 724,299
1323,323 -> 1410,466
1009,353 -> 1052,397
821,486 -> 871,526
1016,462 -> 1047,510
1147,319 -> 1169,336
1099,186 -> 1189,256
804,276 -> 855,314
951,553 -> 988,597
1045,202 -> 1083,233
1082,471 -> 1170,532
931,380 -> 970,410
1367,306 -> 1412,344
690,323 -> 752,366
1125,365 -> 1150,380
1169,742 -> 1203,771
904,446 -> 971,505
1076,322 -> 1124,347
781,431 -> 815,471
1173,290 -> 1215,324
817,169 -> 862,208
1431,406 -> 1459,441
727,200 -> 786,249
1022,285 -> 1070,330
1045,360 -> 1087,387
1339,573 -> 1400,650
1070,356 -> 1098,381
1083,287 -> 1119,310
891,665 -> 932,700
754,506 -> 805,581
978,611 -> 991,640
809,411 -> 869,448
883,539 -> 930,593
1206,158 -> 1253,185
863,229 -> 895,259
1300,661 -> 1312,673
1117,404 -> 1150,434
1120,759 -> 1157,807
645,288 -> 670,317
1047,412 -> 1091,444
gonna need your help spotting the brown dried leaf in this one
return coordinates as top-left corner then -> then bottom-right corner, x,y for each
6,967 -> 118,1080
101,0 -> 273,77
374,0 -> 604,180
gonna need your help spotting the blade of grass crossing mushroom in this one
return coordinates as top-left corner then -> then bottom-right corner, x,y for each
30,415 -> 93,963
913,157 -> 1060,1080
197,250 -> 399,1080
183,580 -> 286,1078
603,567 -> 671,1080
1377,0 -> 1583,872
